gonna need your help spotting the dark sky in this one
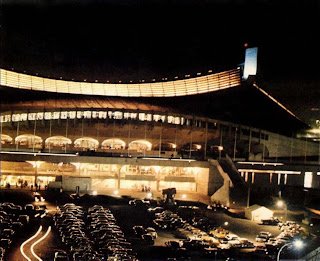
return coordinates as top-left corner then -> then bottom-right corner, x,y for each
0,0 -> 319,126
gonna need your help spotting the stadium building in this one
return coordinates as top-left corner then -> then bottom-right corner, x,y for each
1,48 -> 319,206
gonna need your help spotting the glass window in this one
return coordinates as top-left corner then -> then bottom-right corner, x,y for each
12,114 -> 20,122
304,172 -> 313,188
53,112 -> 60,119
114,111 -> 123,119
60,111 -> 68,119
84,111 -> 92,119
28,113 -> 36,121
21,113 -> 28,121
44,112 -> 52,120
139,113 -> 146,121
77,111 -> 84,119
98,111 -> 107,119
92,111 -> 98,119
69,111 -> 76,119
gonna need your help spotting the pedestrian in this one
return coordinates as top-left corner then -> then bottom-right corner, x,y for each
31,184 -> 33,191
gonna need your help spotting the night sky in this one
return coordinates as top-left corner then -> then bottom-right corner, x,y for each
0,0 -> 319,127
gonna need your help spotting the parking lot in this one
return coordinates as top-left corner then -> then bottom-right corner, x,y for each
0,188 -> 316,260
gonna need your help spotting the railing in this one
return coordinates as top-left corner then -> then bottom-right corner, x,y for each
0,68 -> 241,97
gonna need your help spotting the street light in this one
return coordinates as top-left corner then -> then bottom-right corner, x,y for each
277,200 -> 288,223
211,145 -> 224,159
277,239 -> 304,261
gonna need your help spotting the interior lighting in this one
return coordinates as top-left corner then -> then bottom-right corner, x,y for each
92,191 -> 98,196
237,161 -> 284,166
0,151 -> 77,157
114,190 -> 119,195
182,194 -> 187,199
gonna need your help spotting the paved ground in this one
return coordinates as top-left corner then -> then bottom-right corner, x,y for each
1,189 -> 64,261
1,187 -> 319,260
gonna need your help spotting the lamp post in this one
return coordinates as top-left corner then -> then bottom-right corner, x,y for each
277,240 -> 304,261
212,145 -> 224,159
277,200 -> 287,223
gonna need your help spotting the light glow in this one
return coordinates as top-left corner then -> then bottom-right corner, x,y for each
20,226 -> 43,261
0,68 -> 241,97
237,161 -> 284,166
243,47 -> 258,80
293,239 -> 304,249
30,226 -> 51,261
304,172 -> 313,188
277,200 -> 285,208
238,169 -> 301,175
0,151 -> 77,156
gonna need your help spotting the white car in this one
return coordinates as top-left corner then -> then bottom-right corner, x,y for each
145,227 -> 158,239
54,251 -> 68,261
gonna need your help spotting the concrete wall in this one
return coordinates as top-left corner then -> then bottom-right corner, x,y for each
265,132 -> 319,158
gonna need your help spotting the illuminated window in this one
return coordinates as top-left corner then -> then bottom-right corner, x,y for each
77,111 -> 84,119
304,172 -> 313,188
36,112 -> 44,120
114,111 -> 123,120
92,111 -> 98,119
167,116 -> 174,124
153,114 -> 161,122
53,112 -> 60,119
44,112 -> 52,120
1,134 -> 13,144
139,113 -> 146,121
4,115 -> 11,122
21,113 -> 28,121
74,137 -> 99,150
84,111 -> 92,119
101,138 -> 126,150
45,136 -> 72,148
98,111 -> 107,119
60,111 -> 68,119
15,134 -> 43,148
123,112 -> 130,119
28,113 -> 36,121
12,114 -> 20,122
146,114 -> 152,121
69,111 -> 76,119
129,140 -> 152,152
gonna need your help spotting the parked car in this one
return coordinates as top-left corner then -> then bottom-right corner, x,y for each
142,234 -> 154,245
145,227 -> 158,239
54,250 -> 69,261
133,225 -> 145,237
260,218 -> 279,226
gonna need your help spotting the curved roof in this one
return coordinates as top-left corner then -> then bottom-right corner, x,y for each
0,68 -> 241,97
0,81 -> 308,137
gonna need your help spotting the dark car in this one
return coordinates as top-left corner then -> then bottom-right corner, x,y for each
133,225 -> 145,237
142,234 -> 154,245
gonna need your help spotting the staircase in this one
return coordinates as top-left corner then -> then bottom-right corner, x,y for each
218,155 -> 248,207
